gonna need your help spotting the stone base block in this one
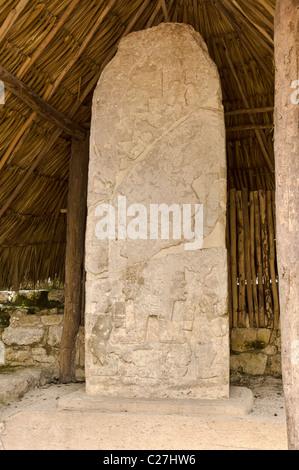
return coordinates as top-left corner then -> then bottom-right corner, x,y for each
57,386 -> 253,417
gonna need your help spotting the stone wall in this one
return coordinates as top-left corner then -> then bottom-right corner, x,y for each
0,294 -> 281,381
230,328 -> 281,378
0,290 -> 84,381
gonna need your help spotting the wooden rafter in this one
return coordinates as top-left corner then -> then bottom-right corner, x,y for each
0,0 -> 81,168
0,65 -> 86,140
60,137 -> 89,383
225,106 -> 274,116
0,0 -> 118,171
0,0 -> 153,219
227,123 -> 273,132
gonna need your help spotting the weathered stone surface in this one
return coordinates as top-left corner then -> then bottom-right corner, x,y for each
4,348 -> 32,363
0,291 -> 13,303
41,315 -> 63,326
85,23 -> 228,399
47,289 -> 65,304
10,313 -> 41,328
231,329 -> 257,352
31,347 -> 56,364
39,308 -> 58,316
265,355 -> 282,377
47,325 -> 63,347
2,326 -> 44,346
230,353 -> 268,375
0,340 -> 4,364
231,328 -> 272,352
0,368 -> 48,405
257,329 -> 272,345
263,345 -> 277,356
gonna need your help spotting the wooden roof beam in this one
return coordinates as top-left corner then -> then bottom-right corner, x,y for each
0,65 -> 87,141
0,0 -> 118,171
225,106 -> 274,116
227,123 -> 273,132
0,0 -> 153,220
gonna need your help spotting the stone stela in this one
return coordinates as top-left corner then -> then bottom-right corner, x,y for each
85,23 -> 229,399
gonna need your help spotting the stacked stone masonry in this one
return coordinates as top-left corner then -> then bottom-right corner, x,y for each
230,328 -> 281,377
0,289 -> 84,381
0,291 -> 281,379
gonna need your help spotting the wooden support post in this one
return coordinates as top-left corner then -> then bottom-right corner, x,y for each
60,137 -> 89,383
274,0 -> 299,450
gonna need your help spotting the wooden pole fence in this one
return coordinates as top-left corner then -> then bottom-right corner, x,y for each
228,189 -> 279,329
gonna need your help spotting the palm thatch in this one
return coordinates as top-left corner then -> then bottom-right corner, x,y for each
0,0 -> 275,289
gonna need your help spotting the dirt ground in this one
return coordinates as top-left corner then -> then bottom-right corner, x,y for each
0,375 -> 288,450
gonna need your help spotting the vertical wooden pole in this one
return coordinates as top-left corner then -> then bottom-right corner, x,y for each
259,190 -> 273,327
274,0 -> 299,450
229,189 -> 238,327
249,192 -> 259,327
60,136 -> 89,383
266,191 -> 280,330
242,188 -> 254,327
254,191 -> 265,327
236,191 -> 246,327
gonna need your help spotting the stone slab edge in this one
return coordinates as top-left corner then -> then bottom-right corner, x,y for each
57,386 -> 253,417
0,368 -> 50,405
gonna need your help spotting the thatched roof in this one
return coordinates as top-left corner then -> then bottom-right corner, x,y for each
0,0 -> 275,288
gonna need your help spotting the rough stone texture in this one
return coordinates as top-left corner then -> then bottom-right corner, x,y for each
230,328 -> 281,377
230,353 -> 268,376
0,341 -> 4,365
0,368 -> 51,405
46,325 -> 63,347
47,289 -> 65,304
85,23 -> 228,399
58,386 -> 253,417
2,325 -> 44,346
0,309 -> 84,381
0,405 -> 287,450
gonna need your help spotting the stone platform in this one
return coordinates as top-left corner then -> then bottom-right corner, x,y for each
57,386 -> 253,417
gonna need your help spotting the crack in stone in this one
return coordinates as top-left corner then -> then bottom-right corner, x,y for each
113,106 -> 222,194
